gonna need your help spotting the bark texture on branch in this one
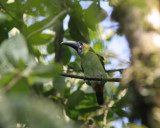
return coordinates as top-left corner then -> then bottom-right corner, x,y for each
111,0 -> 160,127
61,73 -> 121,82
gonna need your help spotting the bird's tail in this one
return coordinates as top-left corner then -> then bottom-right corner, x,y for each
95,92 -> 104,105
93,85 -> 104,105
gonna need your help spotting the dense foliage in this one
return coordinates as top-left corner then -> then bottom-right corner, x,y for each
1,0 -> 159,128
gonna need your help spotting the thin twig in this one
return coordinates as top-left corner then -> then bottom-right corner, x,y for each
103,105 -> 109,128
106,69 -> 124,73
103,100 -> 114,128
104,24 -> 119,29
26,9 -> 68,39
61,73 -> 121,82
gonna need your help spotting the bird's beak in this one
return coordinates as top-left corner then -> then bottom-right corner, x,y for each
61,41 -> 79,50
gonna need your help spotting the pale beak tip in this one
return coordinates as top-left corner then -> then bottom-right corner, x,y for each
60,42 -> 64,45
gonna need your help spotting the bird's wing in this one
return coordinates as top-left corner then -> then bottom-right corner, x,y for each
81,64 -> 84,72
96,53 -> 105,70
88,49 -> 106,71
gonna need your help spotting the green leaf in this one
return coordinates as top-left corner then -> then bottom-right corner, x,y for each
84,93 -> 97,104
63,47 -> 72,65
0,34 -> 34,74
77,105 -> 100,113
47,42 -> 55,54
69,17 -> 90,43
31,63 -> 62,78
0,96 -> 78,128
114,108 -> 128,117
53,76 -> 65,95
93,111 -> 114,122
0,24 -> 8,43
24,0 -> 61,17
68,61 -> 81,70
0,48 -> 14,74
93,114 -> 104,122
66,108 -> 79,120
1,34 -> 30,66
26,16 -> 54,36
105,83 -> 113,97
68,2 -> 90,43
8,78 -> 30,95
84,3 -> 108,30
28,33 -> 53,45
0,73 -> 14,86
31,83 -> 44,95
0,12 -> 8,23
0,18 -> 19,43
66,90 -> 85,108
93,41 -> 104,52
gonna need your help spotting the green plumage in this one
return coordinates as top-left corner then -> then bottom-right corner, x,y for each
80,50 -> 107,87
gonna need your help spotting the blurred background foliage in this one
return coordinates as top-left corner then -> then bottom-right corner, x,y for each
0,0 -> 156,128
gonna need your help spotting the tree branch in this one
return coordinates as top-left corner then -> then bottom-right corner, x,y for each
105,69 -> 124,73
103,105 -> 109,128
61,73 -> 121,82
65,68 -> 125,73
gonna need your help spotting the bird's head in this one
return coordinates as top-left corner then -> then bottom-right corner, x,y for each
61,41 -> 93,55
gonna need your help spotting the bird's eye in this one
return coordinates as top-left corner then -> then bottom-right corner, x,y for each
79,46 -> 82,50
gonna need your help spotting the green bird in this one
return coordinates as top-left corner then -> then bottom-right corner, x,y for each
61,41 -> 107,105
